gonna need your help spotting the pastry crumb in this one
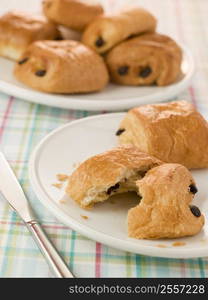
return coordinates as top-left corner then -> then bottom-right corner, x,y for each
157,244 -> 167,248
172,242 -> 186,247
59,198 -> 67,203
56,173 -> 68,182
81,215 -> 89,220
52,183 -> 63,189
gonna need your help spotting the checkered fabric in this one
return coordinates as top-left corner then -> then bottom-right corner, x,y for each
0,0 -> 208,277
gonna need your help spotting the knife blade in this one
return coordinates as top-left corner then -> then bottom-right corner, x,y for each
0,151 -> 74,278
0,151 -> 33,222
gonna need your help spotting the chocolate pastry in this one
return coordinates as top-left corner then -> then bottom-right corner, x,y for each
117,100 -> 208,169
82,8 -> 157,54
14,40 -> 109,94
105,33 -> 182,86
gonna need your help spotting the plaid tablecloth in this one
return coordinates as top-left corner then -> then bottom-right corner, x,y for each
0,0 -> 208,278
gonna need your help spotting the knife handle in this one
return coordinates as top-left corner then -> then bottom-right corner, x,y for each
26,220 -> 74,278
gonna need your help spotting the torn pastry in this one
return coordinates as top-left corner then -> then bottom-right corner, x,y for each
42,0 -> 104,31
66,146 -> 162,209
128,164 -> 204,239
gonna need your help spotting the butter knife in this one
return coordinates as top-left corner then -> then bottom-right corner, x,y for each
0,151 -> 74,278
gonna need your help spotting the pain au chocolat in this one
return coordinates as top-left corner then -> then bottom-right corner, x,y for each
82,8 -> 157,54
14,40 -> 109,94
117,101 -> 208,169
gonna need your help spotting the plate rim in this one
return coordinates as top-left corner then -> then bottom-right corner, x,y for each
0,44 -> 195,111
29,112 -> 208,259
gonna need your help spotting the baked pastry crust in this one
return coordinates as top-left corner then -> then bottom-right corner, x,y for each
128,164 -> 204,239
81,8 -> 157,54
105,33 -> 182,86
43,0 -> 104,31
66,146 -> 162,208
0,11 -> 59,61
14,40 -> 109,93
117,100 -> 208,169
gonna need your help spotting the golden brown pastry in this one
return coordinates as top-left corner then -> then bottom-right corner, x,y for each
14,40 -> 109,94
117,101 -> 208,169
66,146 -> 204,239
42,0 -> 104,31
0,11 -> 60,61
128,164 -> 204,239
81,8 -> 157,54
66,146 -> 162,209
105,33 -> 182,86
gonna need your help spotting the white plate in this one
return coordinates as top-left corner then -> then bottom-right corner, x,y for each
0,0 -> 194,111
0,0 -> 195,111
29,113 -> 208,258
0,45 -> 194,111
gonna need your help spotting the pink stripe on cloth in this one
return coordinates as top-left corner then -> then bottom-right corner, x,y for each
95,242 -> 102,277
188,86 -> 197,108
0,96 -> 14,142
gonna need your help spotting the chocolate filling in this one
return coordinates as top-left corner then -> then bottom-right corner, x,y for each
189,205 -> 201,217
95,37 -> 105,47
116,128 -> 125,136
35,70 -> 46,77
118,66 -> 129,76
106,183 -> 120,195
54,36 -> 63,41
189,184 -> 198,194
139,170 -> 148,178
18,57 -> 29,65
139,66 -> 152,78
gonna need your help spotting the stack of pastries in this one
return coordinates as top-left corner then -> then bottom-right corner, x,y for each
66,100 -> 207,240
0,0 -> 183,94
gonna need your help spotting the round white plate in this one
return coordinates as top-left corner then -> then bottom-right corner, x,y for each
29,113 -> 208,258
0,45 -> 194,111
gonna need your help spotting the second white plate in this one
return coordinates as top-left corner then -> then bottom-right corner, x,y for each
29,113 -> 208,258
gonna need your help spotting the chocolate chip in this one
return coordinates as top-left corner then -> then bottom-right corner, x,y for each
18,57 -> 29,65
139,170 -> 148,178
139,66 -> 152,78
116,128 -> 125,136
117,66 -> 129,76
189,184 -> 198,194
106,183 -> 120,195
54,36 -> 63,40
95,37 -> 105,47
189,205 -> 201,217
35,70 -> 46,77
